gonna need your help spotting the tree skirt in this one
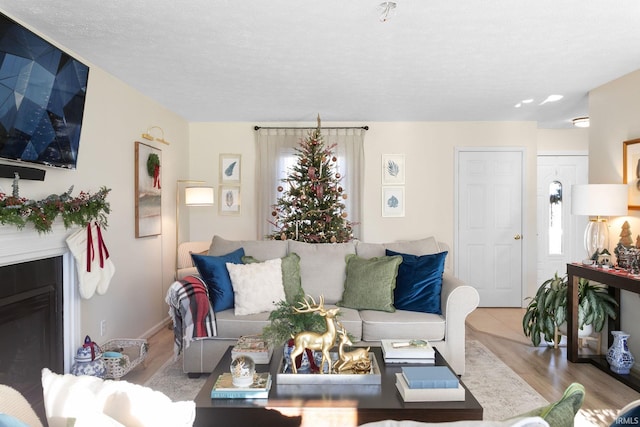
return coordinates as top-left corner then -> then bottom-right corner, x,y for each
145,340 -> 548,421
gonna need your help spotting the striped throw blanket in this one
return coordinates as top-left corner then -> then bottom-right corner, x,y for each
166,275 -> 216,357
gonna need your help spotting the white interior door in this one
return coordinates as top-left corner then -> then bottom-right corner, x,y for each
456,149 -> 523,307
536,155 -> 588,286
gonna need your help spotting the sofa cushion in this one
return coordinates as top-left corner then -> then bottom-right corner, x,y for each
226,258 -> 286,315
356,236 -> 441,259
214,309 -> 272,338
41,368 -> 195,427
209,235 -> 288,260
192,248 -> 245,312
359,309 -> 445,341
331,305 -> 363,342
337,254 -> 402,312
288,240 -> 356,304
386,250 -> 447,315
242,253 -> 304,304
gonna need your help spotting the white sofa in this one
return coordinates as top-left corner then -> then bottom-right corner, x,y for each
172,235 -> 479,376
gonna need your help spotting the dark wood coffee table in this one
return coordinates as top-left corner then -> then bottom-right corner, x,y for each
194,346 -> 482,426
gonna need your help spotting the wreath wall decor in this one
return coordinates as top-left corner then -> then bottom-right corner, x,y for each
0,185 -> 111,233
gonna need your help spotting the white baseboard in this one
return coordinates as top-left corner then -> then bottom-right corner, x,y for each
139,316 -> 172,340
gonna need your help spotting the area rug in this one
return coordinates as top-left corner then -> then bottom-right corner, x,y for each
145,340 -> 549,421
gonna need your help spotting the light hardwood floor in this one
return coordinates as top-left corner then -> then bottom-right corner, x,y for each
124,309 -> 640,425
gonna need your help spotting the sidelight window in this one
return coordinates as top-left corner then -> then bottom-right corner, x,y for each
549,181 -> 563,255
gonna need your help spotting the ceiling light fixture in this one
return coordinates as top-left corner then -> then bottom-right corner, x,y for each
572,117 -> 590,128
378,1 -> 397,22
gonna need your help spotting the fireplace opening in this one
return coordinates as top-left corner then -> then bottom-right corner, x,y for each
0,256 -> 63,422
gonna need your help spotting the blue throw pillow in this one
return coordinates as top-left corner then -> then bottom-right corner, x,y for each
0,414 -> 31,427
386,249 -> 447,314
192,248 -> 245,312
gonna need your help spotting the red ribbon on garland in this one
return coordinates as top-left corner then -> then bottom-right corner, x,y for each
153,164 -> 161,189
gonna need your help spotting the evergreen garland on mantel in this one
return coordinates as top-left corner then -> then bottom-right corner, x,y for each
0,185 -> 111,233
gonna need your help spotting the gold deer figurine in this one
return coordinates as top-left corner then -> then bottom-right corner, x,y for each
334,323 -> 371,373
290,295 -> 340,374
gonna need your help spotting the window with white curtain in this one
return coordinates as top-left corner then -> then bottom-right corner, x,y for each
256,127 -> 365,240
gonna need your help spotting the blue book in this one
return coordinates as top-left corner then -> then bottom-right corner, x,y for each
401,366 -> 459,389
210,389 -> 269,399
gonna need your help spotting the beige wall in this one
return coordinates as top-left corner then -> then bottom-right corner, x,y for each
0,10 -> 190,344
590,69 -> 640,360
537,128 -> 589,153
188,121 -> 544,302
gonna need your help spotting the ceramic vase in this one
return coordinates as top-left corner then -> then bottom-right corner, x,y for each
70,335 -> 106,378
606,330 -> 635,374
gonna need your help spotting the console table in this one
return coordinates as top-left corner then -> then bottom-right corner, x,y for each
566,263 -> 640,391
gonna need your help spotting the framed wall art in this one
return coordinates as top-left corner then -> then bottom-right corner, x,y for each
220,153 -> 241,184
623,138 -> 640,210
382,186 -> 405,217
382,154 -> 405,185
219,185 -> 241,215
135,141 -> 162,237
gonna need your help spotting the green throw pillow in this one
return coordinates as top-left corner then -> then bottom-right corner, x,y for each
337,254 -> 402,312
242,253 -> 304,304
514,382 -> 585,427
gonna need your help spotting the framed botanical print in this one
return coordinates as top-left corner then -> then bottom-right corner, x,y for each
135,141 -> 162,237
623,138 -> 640,210
220,153 -> 241,184
219,185 -> 241,215
382,154 -> 405,185
382,186 -> 405,217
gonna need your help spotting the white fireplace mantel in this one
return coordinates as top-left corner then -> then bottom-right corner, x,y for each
0,222 -> 80,372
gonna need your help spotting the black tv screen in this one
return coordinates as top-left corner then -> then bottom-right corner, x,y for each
0,13 -> 89,170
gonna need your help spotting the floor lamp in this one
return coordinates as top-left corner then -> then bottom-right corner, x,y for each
176,180 -> 214,279
571,184 -> 627,259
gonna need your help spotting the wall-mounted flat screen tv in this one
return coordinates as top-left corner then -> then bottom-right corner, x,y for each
0,13 -> 89,170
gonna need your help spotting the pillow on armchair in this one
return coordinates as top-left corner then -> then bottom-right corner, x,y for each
41,368 -> 195,427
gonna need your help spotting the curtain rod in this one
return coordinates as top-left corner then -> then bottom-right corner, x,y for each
254,125 -> 368,131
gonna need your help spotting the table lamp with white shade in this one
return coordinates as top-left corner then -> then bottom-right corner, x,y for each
571,184 -> 628,259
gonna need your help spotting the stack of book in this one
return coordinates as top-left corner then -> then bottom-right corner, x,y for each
381,339 -> 435,364
210,372 -> 272,399
231,335 -> 273,364
395,366 -> 465,402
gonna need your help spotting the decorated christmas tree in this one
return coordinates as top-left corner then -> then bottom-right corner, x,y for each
268,116 -> 354,243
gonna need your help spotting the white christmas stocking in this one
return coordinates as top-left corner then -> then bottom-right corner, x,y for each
65,223 -> 115,299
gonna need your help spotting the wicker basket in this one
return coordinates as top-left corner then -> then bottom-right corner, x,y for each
101,338 -> 148,380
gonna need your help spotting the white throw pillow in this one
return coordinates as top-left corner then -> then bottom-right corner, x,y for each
41,368 -> 195,427
226,258 -> 285,315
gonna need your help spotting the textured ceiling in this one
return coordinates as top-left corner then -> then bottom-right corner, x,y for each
2,1 -> 640,128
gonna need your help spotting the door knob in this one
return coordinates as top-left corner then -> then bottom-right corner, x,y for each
514,234 -> 522,240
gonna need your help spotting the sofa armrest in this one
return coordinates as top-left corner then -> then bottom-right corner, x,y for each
439,271 -> 480,375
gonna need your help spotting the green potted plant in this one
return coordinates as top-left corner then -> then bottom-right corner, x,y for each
522,272 -> 618,347
261,298 -> 329,346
